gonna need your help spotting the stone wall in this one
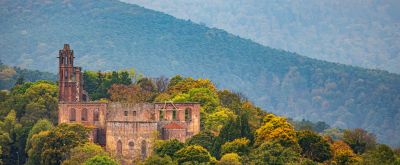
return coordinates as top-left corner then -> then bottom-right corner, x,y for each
106,121 -> 158,162
154,102 -> 201,137
107,103 -> 156,122
58,102 -> 107,145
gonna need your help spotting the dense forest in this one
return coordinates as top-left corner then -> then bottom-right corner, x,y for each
1,0 -> 400,146
0,72 -> 399,164
0,61 -> 56,90
126,0 -> 400,73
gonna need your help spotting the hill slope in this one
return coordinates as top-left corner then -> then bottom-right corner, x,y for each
0,60 -> 56,90
123,0 -> 400,73
0,0 -> 399,146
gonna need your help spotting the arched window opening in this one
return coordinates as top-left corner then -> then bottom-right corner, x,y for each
117,140 -> 122,156
69,108 -> 76,121
82,94 -> 87,101
159,110 -> 164,120
141,140 -> 147,160
64,56 -> 68,65
81,108 -> 88,121
124,111 -> 128,116
172,109 -> 177,120
185,108 -> 192,121
94,108 -> 99,121
64,70 -> 68,79
133,111 -> 137,116
129,141 -> 135,158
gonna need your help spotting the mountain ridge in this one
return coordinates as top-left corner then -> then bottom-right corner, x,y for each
0,0 -> 399,146
122,0 -> 400,73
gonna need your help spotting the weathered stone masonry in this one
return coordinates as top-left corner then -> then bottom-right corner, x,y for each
57,44 -> 201,162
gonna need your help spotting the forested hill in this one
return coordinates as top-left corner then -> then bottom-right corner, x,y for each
0,0 -> 399,146
0,61 -> 56,89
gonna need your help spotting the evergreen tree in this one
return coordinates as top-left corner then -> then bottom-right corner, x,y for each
119,71 -> 132,85
15,76 -> 24,86
110,71 -> 119,84
212,118 -> 241,158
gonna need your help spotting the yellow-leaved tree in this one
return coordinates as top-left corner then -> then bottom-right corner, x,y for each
254,113 -> 298,148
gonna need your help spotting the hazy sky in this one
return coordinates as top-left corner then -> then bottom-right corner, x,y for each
120,0 -> 400,73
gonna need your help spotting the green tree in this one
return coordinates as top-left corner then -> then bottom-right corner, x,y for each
251,141 -> 300,165
0,110 -> 22,165
41,123 -> 91,165
26,131 -> 50,165
154,139 -> 185,159
186,130 -> 216,151
110,71 -> 120,84
212,118 -> 242,158
20,81 -> 58,125
343,128 -> 376,154
217,90 -> 242,112
296,130 -> 332,162
143,154 -> 175,165
175,145 -> 212,164
238,112 -> 254,143
361,144 -> 396,165
313,121 -> 330,133
218,153 -> 241,165
25,119 -> 53,160
62,142 -> 109,165
83,71 -> 98,98
173,88 -> 219,114
220,138 -> 250,156
15,76 -> 24,86
119,71 -> 132,85
84,155 -> 118,165
168,75 -> 184,89
0,81 -> 58,165
204,107 -> 236,134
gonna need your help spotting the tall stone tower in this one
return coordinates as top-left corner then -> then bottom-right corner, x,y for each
58,44 -> 86,102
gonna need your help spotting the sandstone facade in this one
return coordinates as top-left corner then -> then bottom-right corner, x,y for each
57,44 -> 201,163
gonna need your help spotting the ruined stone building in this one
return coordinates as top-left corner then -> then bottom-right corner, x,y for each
57,44 -> 201,161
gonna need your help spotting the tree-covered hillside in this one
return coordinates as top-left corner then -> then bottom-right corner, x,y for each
124,0 -> 400,73
0,0 -> 399,146
1,75 -> 398,164
0,60 -> 56,90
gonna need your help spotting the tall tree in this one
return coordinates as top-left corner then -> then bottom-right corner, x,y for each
254,114 -> 298,148
153,139 -> 185,159
251,141 -> 300,165
0,110 -> 22,165
154,76 -> 169,93
62,142 -> 109,165
84,155 -> 118,165
212,118 -> 241,158
343,128 -> 376,154
331,140 -> 359,165
296,130 -> 332,162
25,119 -> 53,160
175,145 -> 212,164
186,130 -> 216,151
119,71 -> 132,85
221,138 -> 250,156
40,123 -> 91,165
361,144 -> 396,165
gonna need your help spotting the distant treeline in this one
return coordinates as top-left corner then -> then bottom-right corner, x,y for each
0,60 -> 56,90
